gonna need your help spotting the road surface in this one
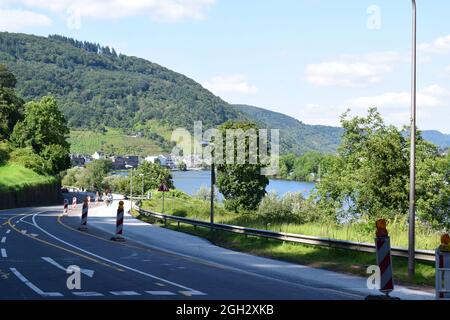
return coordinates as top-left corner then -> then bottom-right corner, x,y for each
0,197 -> 434,300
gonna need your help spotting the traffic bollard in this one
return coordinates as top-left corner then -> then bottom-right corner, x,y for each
111,201 -> 125,242
78,197 -> 89,231
72,196 -> 77,209
63,199 -> 69,215
375,219 -> 394,296
436,234 -> 450,300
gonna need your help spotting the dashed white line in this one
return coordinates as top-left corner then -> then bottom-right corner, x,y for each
41,257 -> 95,278
9,268 -> 63,297
5,230 -> 10,234
1,248 -> 7,258
179,290 -> 207,297
146,291 -> 176,296
30,213 -> 201,293
1,237 -> 6,243
72,292 -> 104,297
110,291 -> 141,296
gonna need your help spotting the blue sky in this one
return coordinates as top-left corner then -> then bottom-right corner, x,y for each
1,0 -> 449,133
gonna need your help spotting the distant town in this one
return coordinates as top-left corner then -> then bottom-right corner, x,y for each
70,152 -> 207,171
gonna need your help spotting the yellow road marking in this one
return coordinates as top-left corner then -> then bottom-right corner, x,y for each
7,215 -> 124,272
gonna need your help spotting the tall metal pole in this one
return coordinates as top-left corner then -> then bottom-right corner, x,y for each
408,0 -> 417,280
130,168 -> 133,209
141,175 -> 144,198
210,162 -> 215,226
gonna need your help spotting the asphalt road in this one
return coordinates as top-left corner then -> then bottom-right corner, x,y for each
0,201 -> 433,300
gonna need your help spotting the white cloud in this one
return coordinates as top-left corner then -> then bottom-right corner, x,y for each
202,74 -> 258,95
348,85 -> 449,110
8,0 -> 215,22
305,51 -> 402,87
419,34 -> 450,54
0,9 -> 52,31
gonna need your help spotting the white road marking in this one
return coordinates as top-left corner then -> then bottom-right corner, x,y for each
146,291 -> 176,296
1,248 -> 7,258
179,290 -> 207,297
6,229 -> 10,234
110,291 -> 141,296
1,237 -> 5,243
41,257 -> 95,278
9,268 -> 63,297
155,282 -> 166,287
72,292 -> 104,297
30,213 -> 202,293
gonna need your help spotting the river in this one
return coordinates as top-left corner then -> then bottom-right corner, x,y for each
171,170 -> 315,200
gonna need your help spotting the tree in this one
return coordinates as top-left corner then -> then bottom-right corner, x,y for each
134,161 -> 174,193
77,159 -> 112,191
316,108 -> 450,228
216,121 -> 269,212
11,96 -> 70,154
0,64 -> 24,139
177,161 -> 187,171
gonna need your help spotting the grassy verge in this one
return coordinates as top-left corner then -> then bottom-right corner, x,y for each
133,211 -> 435,287
0,163 -> 56,192
141,196 -> 442,251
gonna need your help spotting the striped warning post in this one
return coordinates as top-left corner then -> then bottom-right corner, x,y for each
87,196 -> 91,206
72,197 -> 77,209
111,201 -> 125,242
375,236 -> 394,295
78,198 -> 89,231
436,234 -> 450,300
63,199 -> 69,215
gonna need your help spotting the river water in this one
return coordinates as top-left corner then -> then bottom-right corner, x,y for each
172,170 -> 315,199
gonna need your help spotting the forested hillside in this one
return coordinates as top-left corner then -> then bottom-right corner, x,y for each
235,104 -> 343,154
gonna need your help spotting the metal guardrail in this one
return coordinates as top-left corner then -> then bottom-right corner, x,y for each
135,206 -> 435,262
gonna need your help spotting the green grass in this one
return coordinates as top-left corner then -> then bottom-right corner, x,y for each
0,163 -> 56,192
142,197 -> 442,251
134,212 -> 436,287
69,128 -> 164,156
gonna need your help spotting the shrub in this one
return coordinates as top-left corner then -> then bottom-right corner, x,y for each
257,192 -> 320,224
10,147 -> 48,175
0,140 -> 11,165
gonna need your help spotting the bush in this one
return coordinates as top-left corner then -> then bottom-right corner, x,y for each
0,140 -> 11,165
257,192 -> 320,224
10,147 -> 48,175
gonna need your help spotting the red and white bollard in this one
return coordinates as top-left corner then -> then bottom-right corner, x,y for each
63,199 -> 69,215
111,201 -> 126,242
95,192 -> 99,206
87,195 -> 91,206
78,198 -> 89,231
436,234 -> 450,300
72,197 -> 77,209
375,219 -> 394,296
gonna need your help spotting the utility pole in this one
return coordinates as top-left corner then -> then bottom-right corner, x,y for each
130,167 -> 133,209
408,0 -> 417,280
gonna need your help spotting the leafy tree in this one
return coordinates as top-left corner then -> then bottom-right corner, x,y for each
0,64 -> 24,139
11,96 -> 70,154
41,144 -> 71,176
216,121 -> 269,211
134,161 -> 174,193
316,108 -> 450,228
177,161 -> 187,171
77,159 -> 112,191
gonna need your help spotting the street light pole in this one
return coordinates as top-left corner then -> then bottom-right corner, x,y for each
408,0 -> 417,280
130,167 -> 133,209
201,141 -> 215,227
140,174 -> 144,198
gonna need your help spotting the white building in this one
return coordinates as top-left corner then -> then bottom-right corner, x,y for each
92,151 -> 105,160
